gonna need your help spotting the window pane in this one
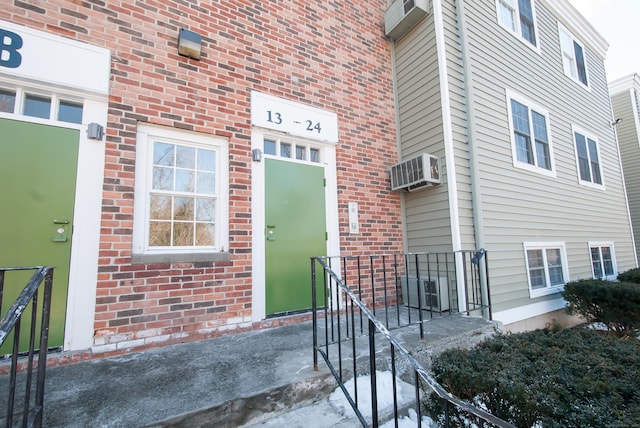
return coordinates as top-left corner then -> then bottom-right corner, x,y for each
515,134 -> 533,164
518,0 -> 536,44
154,142 -> 174,166
173,222 -> 194,246
175,169 -> 195,192
296,145 -> 306,160
196,198 -> 216,222
197,149 -> 215,171
546,249 -> 564,285
153,166 -> 174,190
281,142 -> 291,158
196,171 -> 215,194
601,247 -> 614,276
195,223 -> 215,246
527,249 -> 546,289
176,146 -> 195,169
264,139 -> 276,155
591,247 -> 603,278
587,138 -> 601,184
0,89 -> 16,113
173,197 -> 194,220
58,100 -> 83,124
575,133 -> 591,181
150,195 -> 172,220
532,111 -> 550,169
149,221 -> 171,246
499,2 -> 516,31
310,148 -> 320,163
574,41 -> 588,85
24,94 -> 51,119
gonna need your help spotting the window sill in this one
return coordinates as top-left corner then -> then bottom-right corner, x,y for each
529,285 -> 564,299
131,251 -> 231,265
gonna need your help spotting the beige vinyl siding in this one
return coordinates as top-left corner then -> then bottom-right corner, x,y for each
461,0 -> 636,313
394,13 -> 454,252
611,89 -> 640,258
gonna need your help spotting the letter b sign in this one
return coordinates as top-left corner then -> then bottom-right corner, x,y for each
0,29 -> 23,69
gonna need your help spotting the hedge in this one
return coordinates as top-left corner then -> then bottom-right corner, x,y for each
563,279 -> 640,337
426,328 -> 640,427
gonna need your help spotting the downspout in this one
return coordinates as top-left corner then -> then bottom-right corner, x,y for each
454,0 -> 491,316
389,39 -> 409,253
432,0 -> 466,310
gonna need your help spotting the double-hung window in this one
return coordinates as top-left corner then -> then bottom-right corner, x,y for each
524,243 -> 568,298
497,0 -> 537,47
507,92 -> 554,175
559,24 -> 588,87
573,127 -> 603,187
589,242 -> 616,280
133,124 -> 229,263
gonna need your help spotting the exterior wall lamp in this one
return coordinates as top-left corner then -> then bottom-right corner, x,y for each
178,28 -> 202,60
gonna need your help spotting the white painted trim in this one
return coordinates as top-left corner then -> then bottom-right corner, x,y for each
570,124 -> 605,190
63,98 -> 107,351
557,22 -> 591,92
523,241 -> 569,299
493,296 -> 567,325
433,0 -> 465,310
494,0 -> 542,55
588,241 -> 617,280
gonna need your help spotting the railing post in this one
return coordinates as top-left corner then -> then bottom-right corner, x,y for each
312,258 -> 318,371
368,318 -> 378,427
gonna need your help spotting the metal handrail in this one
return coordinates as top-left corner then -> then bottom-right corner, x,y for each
0,266 -> 54,428
312,253 -> 514,427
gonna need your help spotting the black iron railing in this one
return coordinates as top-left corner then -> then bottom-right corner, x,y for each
312,251 -> 514,427
0,266 -> 54,428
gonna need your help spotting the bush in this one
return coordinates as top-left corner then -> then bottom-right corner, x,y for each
617,267 -> 640,284
563,279 -> 640,337
426,328 -> 640,427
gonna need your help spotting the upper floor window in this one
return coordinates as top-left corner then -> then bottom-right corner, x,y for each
573,127 -> 603,187
589,242 -> 616,280
497,0 -> 537,47
506,91 -> 555,176
558,25 -> 588,87
524,242 -> 568,298
133,124 -> 229,260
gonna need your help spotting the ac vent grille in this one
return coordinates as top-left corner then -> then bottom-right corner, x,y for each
390,153 -> 441,192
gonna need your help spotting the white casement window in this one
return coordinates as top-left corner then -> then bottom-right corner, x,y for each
559,24 -> 589,88
506,91 -> 555,176
524,242 -> 569,298
133,124 -> 229,262
496,0 -> 537,47
589,242 -> 616,280
572,126 -> 603,188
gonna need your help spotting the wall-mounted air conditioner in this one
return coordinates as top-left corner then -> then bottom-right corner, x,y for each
384,0 -> 429,40
400,276 -> 450,312
390,153 -> 441,192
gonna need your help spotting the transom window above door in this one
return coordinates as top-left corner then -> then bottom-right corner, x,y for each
0,87 -> 83,125
263,137 -> 322,164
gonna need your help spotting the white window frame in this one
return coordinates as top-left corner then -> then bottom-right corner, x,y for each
589,241 -> 617,280
496,0 -> 539,51
558,23 -> 590,89
523,242 -> 569,298
506,90 -> 556,177
133,123 -> 229,260
572,125 -> 604,189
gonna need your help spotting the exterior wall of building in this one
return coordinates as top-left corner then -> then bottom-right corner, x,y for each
610,75 -> 640,259
1,0 -> 403,354
460,0 -> 635,321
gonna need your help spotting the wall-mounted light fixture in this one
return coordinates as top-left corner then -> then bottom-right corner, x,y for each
252,148 -> 262,162
178,28 -> 202,60
87,122 -> 104,140
610,118 -> 623,127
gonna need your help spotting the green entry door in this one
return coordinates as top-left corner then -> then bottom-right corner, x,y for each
265,158 -> 327,315
0,118 -> 79,352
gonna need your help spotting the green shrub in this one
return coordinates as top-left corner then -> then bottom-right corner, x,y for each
563,279 -> 640,337
617,267 -> 640,284
426,328 -> 640,427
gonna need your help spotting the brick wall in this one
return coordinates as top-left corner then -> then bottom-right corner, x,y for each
1,0 -> 402,353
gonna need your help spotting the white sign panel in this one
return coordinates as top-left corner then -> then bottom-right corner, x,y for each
251,90 -> 339,143
0,20 -> 111,95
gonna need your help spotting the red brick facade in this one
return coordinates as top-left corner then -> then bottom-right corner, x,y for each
1,0 -> 402,355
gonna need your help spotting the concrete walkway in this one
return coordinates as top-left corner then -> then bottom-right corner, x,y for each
0,315 -> 499,427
